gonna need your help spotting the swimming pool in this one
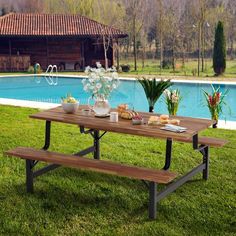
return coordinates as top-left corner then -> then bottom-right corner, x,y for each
0,75 -> 235,121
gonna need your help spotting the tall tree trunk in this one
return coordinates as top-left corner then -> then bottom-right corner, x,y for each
142,44 -> 145,69
201,22 -> 205,72
160,30 -> 163,73
172,46 -> 175,72
158,0 -> 163,73
230,39 -> 234,60
133,16 -> 137,71
102,34 -> 109,70
125,43 -> 129,60
197,22 -> 202,77
116,44 -> 120,69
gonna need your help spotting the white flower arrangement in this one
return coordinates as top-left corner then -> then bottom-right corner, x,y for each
82,62 -> 119,100
164,89 -> 182,115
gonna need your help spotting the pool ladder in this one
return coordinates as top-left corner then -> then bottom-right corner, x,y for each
44,65 -> 58,86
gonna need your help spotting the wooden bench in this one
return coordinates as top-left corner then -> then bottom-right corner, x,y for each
5,136 -> 227,219
5,147 -> 177,219
174,136 -> 228,147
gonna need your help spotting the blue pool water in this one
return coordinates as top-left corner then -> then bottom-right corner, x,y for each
0,76 -> 235,121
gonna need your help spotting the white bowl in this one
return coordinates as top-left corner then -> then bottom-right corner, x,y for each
61,102 -> 79,114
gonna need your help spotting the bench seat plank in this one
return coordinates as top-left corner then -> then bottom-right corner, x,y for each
174,136 -> 227,147
6,147 -> 177,184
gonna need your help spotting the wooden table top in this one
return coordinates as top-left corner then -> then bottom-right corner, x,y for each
30,106 -> 215,141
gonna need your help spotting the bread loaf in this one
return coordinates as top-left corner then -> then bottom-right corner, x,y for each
120,110 -> 139,120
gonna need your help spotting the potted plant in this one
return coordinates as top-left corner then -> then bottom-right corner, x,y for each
82,62 -> 119,116
164,89 -> 182,116
61,94 -> 79,114
203,85 -> 228,128
137,77 -> 172,112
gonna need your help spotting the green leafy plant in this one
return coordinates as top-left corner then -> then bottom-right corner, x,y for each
213,21 -> 226,76
164,89 -> 182,116
203,85 -> 228,128
137,77 -> 172,112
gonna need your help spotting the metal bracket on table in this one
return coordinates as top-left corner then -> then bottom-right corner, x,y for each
80,126 -> 107,160
80,126 -> 107,140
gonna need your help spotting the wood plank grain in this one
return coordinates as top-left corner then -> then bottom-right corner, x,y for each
6,147 -> 177,184
30,105 -> 216,140
174,136 -> 228,147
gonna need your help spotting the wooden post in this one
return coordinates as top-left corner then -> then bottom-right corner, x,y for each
116,39 -> 120,69
111,39 -> 115,67
9,39 -> 12,71
81,39 -> 85,69
46,37 -> 49,67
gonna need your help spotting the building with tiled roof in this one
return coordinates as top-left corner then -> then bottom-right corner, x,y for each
0,13 -> 127,71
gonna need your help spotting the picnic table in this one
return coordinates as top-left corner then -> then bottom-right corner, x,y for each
6,106 -> 227,219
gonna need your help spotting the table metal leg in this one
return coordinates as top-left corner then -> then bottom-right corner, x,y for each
193,134 -> 199,150
149,181 -> 157,219
43,120 -> 51,150
202,146 -> 209,180
26,160 -> 34,193
94,130 -> 100,160
163,138 -> 172,170
25,121 -> 51,192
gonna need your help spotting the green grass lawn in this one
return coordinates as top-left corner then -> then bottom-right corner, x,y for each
0,59 -> 236,79
0,105 -> 235,235
119,59 -> 236,78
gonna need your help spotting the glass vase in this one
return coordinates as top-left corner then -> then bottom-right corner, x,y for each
88,96 -> 110,115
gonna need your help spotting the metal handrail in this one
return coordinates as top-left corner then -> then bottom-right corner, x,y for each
44,65 -> 58,86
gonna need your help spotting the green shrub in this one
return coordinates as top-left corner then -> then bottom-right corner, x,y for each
213,21 -> 226,76
162,60 -> 173,69
121,64 -> 130,72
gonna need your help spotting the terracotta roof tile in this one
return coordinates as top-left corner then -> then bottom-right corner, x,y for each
0,13 -> 127,37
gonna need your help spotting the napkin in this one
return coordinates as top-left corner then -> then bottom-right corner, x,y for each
160,124 -> 187,133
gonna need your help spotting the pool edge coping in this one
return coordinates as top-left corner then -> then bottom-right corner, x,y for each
1,74 -> 236,85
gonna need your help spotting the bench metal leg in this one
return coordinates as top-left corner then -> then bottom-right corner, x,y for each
94,130 -> 100,160
26,160 -> 34,193
202,146 -> 209,180
163,138 -> 172,170
149,182 -> 157,219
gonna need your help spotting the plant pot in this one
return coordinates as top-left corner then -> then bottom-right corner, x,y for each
62,102 -> 79,114
213,122 -> 218,128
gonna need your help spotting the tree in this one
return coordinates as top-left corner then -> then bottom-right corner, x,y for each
98,26 -> 113,70
94,0 -> 125,69
124,0 -> 147,71
156,0 -> 164,72
213,21 -> 226,76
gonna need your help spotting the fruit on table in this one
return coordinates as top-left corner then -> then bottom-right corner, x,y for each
61,94 -> 78,104
132,115 -> 143,120
132,114 -> 143,125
